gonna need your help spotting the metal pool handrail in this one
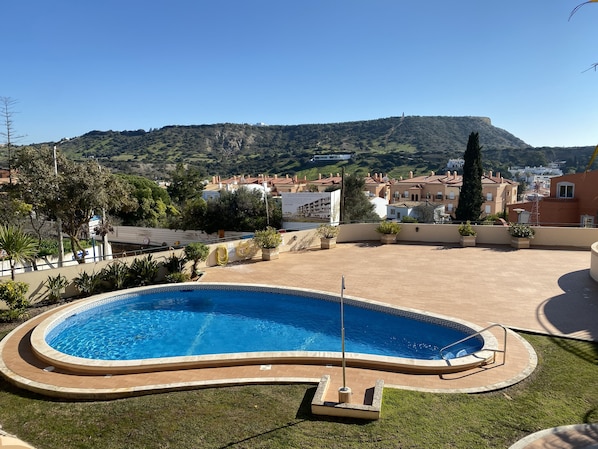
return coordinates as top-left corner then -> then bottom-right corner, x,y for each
439,323 -> 508,364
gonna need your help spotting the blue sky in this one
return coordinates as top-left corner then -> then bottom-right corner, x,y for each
4,1 -> 598,147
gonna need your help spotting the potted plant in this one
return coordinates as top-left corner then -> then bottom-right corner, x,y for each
252,226 -> 283,260
458,221 -> 477,247
316,224 -> 340,249
375,220 -> 401,244
508,222 -> 535,249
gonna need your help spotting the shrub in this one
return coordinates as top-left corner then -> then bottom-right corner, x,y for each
0,280 -> 29,321
165,271 -> 191,283
375,221 -> 401,235
128,254 -> 160,287
458,221 -> 477,237
44,274 -> 69,303
184,242 -> 210,277
252,226 -> 283,249
508,223 -> 535,238
316,224 -> 340,239
164,254 -> 187,274
100,261 -> 130,290
73,271 -> 103,297
401,216 -> 418,223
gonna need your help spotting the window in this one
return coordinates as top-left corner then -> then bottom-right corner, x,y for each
557,182 -> 574,198
436,192 -> 443,200
404,191 -> 409,198
486,192 -> 493,201
448,191 -> 455,200
447,203 -> 454,211
485,205 -> 491,214
581,215 -> 594,228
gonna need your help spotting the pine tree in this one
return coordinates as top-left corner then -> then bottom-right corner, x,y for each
455,132 -> 483,222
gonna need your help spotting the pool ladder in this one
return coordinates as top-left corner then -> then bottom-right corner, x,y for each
439,323 -> 508,364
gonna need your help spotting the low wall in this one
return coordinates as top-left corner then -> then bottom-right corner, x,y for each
3,224 -> 597,305
592,242 -> 598,283
336,223 -> 598,248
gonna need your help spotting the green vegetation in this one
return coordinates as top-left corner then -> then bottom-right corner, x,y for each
375,221 -> 402,235
0,225 -> 38,280
252,226 -> 283,249
0,333 -> 595,448
184,242 -> 209,278
26,117 -> 597,180
0,280 -> 29,321
508,223 -> 536,239
458,221 -> 477,237
43,274 -> 69,304
455,132 -> 483,222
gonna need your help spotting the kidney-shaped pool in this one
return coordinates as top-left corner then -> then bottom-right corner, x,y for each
31,283 -> 498,375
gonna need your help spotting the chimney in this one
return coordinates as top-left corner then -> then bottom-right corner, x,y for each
453,171 -> 457,179
409,171 -> 413,179
319,173 -> 322,180
496,172 -> 501,179
489,170 -> 493,178
446,171 -> 450,177
430,171 -> 435,176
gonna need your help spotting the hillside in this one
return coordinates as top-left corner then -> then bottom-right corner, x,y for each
42,116 -> 594,179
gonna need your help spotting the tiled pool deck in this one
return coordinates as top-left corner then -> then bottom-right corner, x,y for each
2,242 -> 598,448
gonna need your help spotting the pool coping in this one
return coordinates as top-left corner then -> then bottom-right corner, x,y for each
29,283 -> 499,376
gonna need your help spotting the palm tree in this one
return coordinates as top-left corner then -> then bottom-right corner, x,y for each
0,225 -> 38,280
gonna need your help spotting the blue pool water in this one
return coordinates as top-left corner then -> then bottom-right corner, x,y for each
46,288 -> 482,361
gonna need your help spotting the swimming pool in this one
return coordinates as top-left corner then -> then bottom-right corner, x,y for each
31,283 -> 498,375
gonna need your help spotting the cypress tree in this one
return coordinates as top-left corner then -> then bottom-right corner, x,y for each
455,132 -> 483,222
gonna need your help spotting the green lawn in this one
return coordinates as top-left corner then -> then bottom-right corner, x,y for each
0,333 -> 597,449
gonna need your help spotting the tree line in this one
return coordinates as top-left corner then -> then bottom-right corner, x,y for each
0,147 -> 378,264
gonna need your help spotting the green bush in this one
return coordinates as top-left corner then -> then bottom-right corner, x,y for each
401,216 -> 418,223
375,221 -> 401,234
316,224 -> 340,239
252,226 -> 283,249
73,271 -> 103,297
128,255 -> 160,287
165,271 -> 191,283
458,221 -> 477,236
44,274 -> 69,303
100,261 -> 130,290
0,280 -> 29,321
184,242 -> 210,278
508,223 -> 535,238
164,254 -> 187,274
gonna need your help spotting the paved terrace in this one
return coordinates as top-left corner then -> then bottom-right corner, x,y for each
1,242 -> 597,448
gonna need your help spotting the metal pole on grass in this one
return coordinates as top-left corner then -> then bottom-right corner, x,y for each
338,275 -> 351,403
340,275 -> 346,389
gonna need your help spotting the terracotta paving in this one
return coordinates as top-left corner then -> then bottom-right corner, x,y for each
1,242 -> 597,448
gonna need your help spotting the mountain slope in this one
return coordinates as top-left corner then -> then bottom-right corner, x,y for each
43,115 -> 592,178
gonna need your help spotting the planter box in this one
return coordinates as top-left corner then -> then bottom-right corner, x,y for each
320,237 -> 337,249
511,237 -> 531,249
460,235 -> 476,247
380,234 -> 397,245
261,247 -> 280,260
